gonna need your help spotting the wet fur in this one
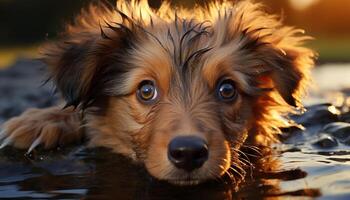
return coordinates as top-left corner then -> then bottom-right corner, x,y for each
0,0 -> 315,186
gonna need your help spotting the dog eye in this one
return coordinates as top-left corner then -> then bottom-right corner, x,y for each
137,80 -> 158,103
217,79 -> 237,101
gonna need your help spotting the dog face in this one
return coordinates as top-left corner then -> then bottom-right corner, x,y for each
43,0 -> 314,185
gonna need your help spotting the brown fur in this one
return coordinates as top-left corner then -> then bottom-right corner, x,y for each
0,0 -> 315,186
0,107 -> 83,151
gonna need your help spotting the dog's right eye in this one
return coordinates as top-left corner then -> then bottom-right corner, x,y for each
216,79 -> 238,102
137,80 -> 158,104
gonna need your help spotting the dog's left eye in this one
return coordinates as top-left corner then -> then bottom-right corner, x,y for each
137,80 -> 158,104
216,79 -> 237,102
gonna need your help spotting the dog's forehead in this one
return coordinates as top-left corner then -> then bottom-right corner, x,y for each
106,1 -> 296,97
125,19 -> 252,94
133,20 -> 214,66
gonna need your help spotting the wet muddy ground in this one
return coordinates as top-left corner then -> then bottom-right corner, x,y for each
0,59 -> 350,199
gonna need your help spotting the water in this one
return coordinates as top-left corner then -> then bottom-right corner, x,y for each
0,61 -> 350,199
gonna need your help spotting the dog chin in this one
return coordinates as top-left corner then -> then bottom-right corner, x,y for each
164,173 -> 204,186
158,169 -> 213,186
167,178 -> 202,186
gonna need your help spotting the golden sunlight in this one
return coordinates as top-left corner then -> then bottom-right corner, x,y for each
289,0 -> 320,10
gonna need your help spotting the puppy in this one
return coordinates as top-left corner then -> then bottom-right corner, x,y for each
0,0 -> 314,186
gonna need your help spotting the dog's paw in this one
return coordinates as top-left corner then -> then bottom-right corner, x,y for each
0,107 -> 82,153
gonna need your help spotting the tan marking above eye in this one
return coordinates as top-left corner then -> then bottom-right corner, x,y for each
128,39 -> 173,94
202,60 -> 252,95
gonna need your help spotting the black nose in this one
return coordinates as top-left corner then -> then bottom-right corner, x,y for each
168,136 -> 209,172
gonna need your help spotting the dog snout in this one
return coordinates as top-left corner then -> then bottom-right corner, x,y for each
167,136 -> 209,172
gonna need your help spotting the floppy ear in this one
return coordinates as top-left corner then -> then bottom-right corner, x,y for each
234,27 -> 315,108
227,1 -> 315,108
43,35 -> 99,107
42,4 -> 134,108
263,28 -> 315,107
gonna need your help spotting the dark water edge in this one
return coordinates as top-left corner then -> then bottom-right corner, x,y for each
0,59 -> 350,199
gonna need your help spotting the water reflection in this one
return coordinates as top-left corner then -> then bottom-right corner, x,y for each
0,146 -> 322,199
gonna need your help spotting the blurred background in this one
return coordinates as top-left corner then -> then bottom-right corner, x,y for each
0,0 -> 349,68
0,2 -> 350,198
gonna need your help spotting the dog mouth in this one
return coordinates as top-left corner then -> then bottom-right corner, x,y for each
168,178 -> 201,186
165,172 -> 203,186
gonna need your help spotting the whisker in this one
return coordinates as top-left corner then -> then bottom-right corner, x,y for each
228,166 -> 245,180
